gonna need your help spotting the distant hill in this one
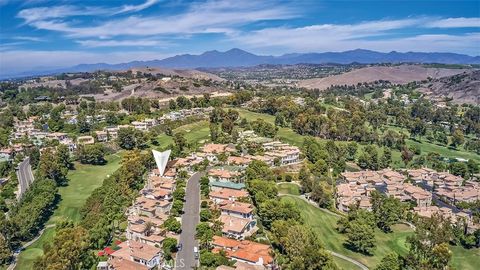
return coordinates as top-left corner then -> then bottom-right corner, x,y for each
2,48 -> 479,79
417,70 -> 480,105
297,65 -> 471,90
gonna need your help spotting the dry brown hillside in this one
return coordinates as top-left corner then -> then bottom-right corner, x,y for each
298,65 -> 470,90
129,67 -> 225,81
418,70 -> 480,105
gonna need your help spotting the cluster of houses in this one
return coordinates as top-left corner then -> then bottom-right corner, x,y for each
336,168 -> 479,232
168,141 -> 300,269
98,150 -> 177,270
97,136 -> 295,270
159,107 -> 214,122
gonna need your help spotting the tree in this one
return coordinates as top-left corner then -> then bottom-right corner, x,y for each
258,199 -> 301,230
174,132 -> 187,153
195,222 -> 213,249
34,226 -> 90,270
381,148 -> 392,169
345,218 -> 376,255
199,250 -> 231,267
346,142 -> 358,161
76,143 -> 106,165
209,123 -> 220,142
338,207 -> 376,254
310,181 -> 333,209
371,191 -> 404,232
162,237 -> 178,260
450,129 -> 465,148
311,159 -> 328,177
406,214 -> 452,270
409,118 -> 426,139
375,252 -> 402,270
245,160 -> 274,181
448,162 -> 469,178
358,145 -> 379,170
57,144 -> 74,170
0,235 -> 11,265
401,147 -> 414,166
37,148 -> 68,185
200,209 -> 212,222
271,223 -> 338,270
163,217 -> 181,233
117,127 -> 137,150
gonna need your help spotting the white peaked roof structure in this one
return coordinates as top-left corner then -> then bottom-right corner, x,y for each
152,149 -> 171,176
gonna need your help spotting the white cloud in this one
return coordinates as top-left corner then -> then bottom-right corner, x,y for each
426,17 -> 480,28
77,39 -> 168,47
18,0 -> 297,38
231,18 -> 480,55
116,0 -> 159,14
17,0 -> 160,23
13,36 -> 45,42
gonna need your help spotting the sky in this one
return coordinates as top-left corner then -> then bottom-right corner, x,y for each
0,0 -> 479,75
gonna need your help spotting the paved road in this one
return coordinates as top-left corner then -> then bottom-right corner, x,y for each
329,251 -> 369,270
16,157 -> 34,200
175,172 -> 203,270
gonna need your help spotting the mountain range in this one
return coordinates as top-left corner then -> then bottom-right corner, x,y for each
4,48 -> 480,79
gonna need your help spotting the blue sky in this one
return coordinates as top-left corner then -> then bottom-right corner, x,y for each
0,0 -> 479,74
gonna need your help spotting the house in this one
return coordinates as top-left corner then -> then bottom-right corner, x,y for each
144,119 -> 157,129
209,188 -> 249,204
219,215 -> 257,240
227,156 -> 252,167
0,148 -> 14,161
210,181 -> 246,191
106,257 -> 148,270
109,240 -> 161,269
47,132 -> 68,141
218,201 -> 254,220
104,126 -> 119,139
125,221 -> 166,247
77,135 -> 95,145
404,183 -> 432,208
212,236 -> 273,268
208,169 -> 241,183
201,143 -> 235,163
132,196 -> 172,217
95,131 -> 108,142
132,121 -> 148,131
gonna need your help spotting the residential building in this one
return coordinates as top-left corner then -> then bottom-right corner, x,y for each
208,168 -> 241,182
109,240 -> 161,269
209,188 -> 249,204
212,236 -> 273,268
95,131 -> 108,142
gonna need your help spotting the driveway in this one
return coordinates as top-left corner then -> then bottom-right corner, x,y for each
175,172 -> 203,269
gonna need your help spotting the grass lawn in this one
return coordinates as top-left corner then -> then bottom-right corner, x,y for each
15,153 -> 123,270
449,245 -> 480,270
282,196 -> 413,268
15,227 -> 55,270
277,183 -> 300,195
282,196 -> 479,269
175,120 -> 211,145
155,120 -> 211,150
49,153 -> 123,224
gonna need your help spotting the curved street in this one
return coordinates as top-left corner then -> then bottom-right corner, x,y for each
175,172 -> 203,270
